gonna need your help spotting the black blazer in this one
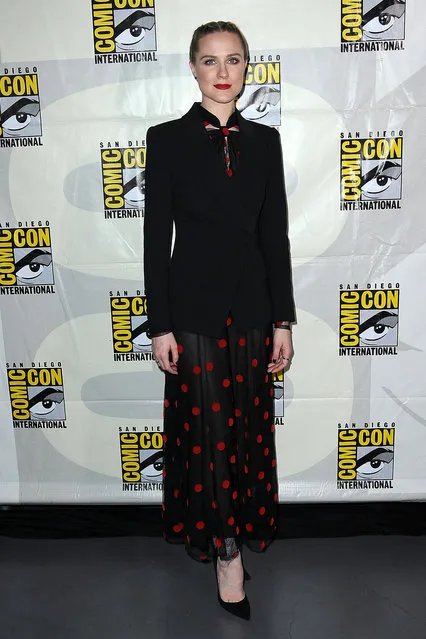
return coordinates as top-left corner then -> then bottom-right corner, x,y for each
143,102 -> 295,339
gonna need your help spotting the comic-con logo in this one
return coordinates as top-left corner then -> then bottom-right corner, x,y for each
337,423 -> 395,489
272,370 -> 284,426
237,55 -> 281,127
340,131 -> 403,210
339,284 -> 399,355
100,143 -> 145,219
0,67 -> 42,147
6,363 -> 66,429
110,291 -> 153,361
119,429 -> 164,491
92,0 -> 157,64
0,224 -> 54,295
341,0 -> 406,52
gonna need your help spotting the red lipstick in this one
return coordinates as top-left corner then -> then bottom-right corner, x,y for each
214,84 -> 231,90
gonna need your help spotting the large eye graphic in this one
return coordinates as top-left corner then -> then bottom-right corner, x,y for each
124,171 -> 145,208
359,311 -> 398,344
1,98 -> 40,134
132,318 -> 151,350
15,249 -> 52,282
357,447 -> 394,477
239,86 -> 280,120
361,161 -> 402,199
362,1 -> 406,37
140,450 -> 164,481
29,388 -> 64,417
114,10 -> 155,48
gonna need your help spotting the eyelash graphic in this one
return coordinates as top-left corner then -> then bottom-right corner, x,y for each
1,98 -> 40,134
356,447 -> 394,477
114,10 -> 155,47
362,0 -> 406,36
28,388 -> 64,417
358,310 -> 398,344
139,450 -> 164,480
15,249 -> 52,281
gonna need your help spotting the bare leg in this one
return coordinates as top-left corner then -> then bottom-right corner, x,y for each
215,537 -> 245,603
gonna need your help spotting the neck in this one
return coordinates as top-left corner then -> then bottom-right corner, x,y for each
200,97 -> 236,126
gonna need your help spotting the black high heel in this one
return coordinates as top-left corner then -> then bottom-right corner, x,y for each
214,558 -> 251,620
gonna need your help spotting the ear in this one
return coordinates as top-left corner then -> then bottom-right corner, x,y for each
189,61 -> 196,78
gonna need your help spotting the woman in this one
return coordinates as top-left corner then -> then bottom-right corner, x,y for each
143,21 -> 295,620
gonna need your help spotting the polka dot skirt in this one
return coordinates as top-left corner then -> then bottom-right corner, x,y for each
161,317 -> 279,563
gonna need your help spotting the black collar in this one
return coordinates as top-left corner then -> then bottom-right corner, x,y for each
196,102 -> 238,128
181,102 -> 253,137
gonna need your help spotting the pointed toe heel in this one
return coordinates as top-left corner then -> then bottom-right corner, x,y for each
217,592 -> 251,620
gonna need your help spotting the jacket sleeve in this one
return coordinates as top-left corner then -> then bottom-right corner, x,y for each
143,125 -> 174,335
258,127 -> 296,323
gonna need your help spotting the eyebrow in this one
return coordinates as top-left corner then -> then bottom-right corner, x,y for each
199,53 -> 242,60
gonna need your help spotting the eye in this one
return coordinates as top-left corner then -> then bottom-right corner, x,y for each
204,58 -> 215,65
2,100 -> 40,133
115,25 -> 147,46
30,389 -> 64,417
15,250 -> 52,281
362,174 -> 393,195
363,14 -> 396,35
361,161 -> 402,197
358,458 -> 386,476
141,457 -> 164,479
357,449 -> 393,476
228,57 -> 240,64
359,323 -> 390,341
114,10 -> 155,46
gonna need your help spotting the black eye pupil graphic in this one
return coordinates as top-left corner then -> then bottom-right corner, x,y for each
379,13 -> 392,26
374,324 -> 386,335
130,25 -> 142,37
29,263 -> 41,273
42,399 -> 53,409
154,461 -> 163,471
16,113 -> 29,124
377,175 -> 389,187
370,460 -> 382,469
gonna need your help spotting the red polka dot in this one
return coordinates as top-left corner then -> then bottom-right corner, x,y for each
164,399 -> 170,407
177,344 -> 184,354
264,411 -> 269,420
222,378 -> 231,388
236,374 -> 244,383
176,437 -> 181,446
265,374 -> 269,383
252,358 -> 258,367
270,517 -> 275,526
259,506 -> 266,515
269,388 -> 274,396
235,409 -> 242,417
256,434 -> 263,443
244,416 -> 248,424
209,462 -> 214,471
266,482 -> 272,491
185,461 -> 189,469
192,406 -> 200,415
181,383 -> 188,392
228,516 -> 235,525
186,534 -> 190,543
206,361 -> 214,371
264,447 -> 269,456
212,500 -> 218,509
162,469 -> 167,477
200,554 -> 208,560
232,490 -> 238,499
271,424 -> 275,432
258,471 -> 265,480
163,434 -> 168,443
212,402 -> 221,412
173,522 -> 184,532
228,417 -> 234,426
215,538 -> 222,547
247,488 -> 252,497
226,316 -> 232,325
246,523 -> 253,532
193,445 -> 201,454
260,541 -> 266,549
194,484 -> 203,492
173,489 -> 179,498
184,422 -> 189,431
235,526 -> 240,535
265,336 -> 270,345
244,464 -> 249,474
217,441 -> 225,451
254,396 -> 260,406
193,365 -> 201,375
245,453 -> 249,461
273,493 -> 278,502
272,459 -> 276,467
230,455 -> 236,464
196,521 -> 205,530
239,337 -> 246,346
222,479 -> 230,489
174,399 -> 178,408
161,504 -> 165,511
218,339 -> 227,348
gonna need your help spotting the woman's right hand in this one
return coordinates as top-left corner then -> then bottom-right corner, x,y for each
152,332 -> 179,375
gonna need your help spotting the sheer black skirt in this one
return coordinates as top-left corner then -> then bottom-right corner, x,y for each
161,316 -> 279,562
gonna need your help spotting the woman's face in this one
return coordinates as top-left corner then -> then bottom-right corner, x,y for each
190,31 -> 247,106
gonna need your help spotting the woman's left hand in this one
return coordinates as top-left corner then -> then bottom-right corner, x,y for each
267,328 -> 294,374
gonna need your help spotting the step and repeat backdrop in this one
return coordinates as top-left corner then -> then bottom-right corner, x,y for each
1,0 -> 425,504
